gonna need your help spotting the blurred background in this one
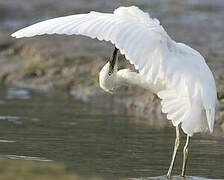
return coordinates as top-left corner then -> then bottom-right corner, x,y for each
0,0 -> 224,180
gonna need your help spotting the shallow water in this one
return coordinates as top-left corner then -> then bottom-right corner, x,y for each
0,86 -> 223,179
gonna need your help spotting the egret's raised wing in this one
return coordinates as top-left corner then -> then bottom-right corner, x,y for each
12,6 -> 217,135
12,6 -> 170,85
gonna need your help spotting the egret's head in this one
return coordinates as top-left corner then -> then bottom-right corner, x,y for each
99,48 -> 119,93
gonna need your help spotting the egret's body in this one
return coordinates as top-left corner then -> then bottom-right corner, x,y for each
11,6 -> 217,178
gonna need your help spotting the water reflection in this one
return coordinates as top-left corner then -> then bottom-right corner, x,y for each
0,87 -> 223,180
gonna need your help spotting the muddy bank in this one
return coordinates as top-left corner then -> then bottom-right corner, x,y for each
0,157 -> 105,180
0,0 -> 224,136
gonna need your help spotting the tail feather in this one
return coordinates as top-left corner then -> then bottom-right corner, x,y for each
158,89 -> 210,136
158,90 -> 189,128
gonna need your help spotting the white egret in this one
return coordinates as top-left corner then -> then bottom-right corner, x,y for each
11,6 -> 217,178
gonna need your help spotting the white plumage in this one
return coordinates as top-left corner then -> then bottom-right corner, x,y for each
12,6 -> 216,137
12,6 -> 217,177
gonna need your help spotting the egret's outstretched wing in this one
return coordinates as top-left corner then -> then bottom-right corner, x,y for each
12,6 -> 217,135
12,6 -> 172,89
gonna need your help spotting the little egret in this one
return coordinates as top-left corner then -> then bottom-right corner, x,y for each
11,6 -> 217,178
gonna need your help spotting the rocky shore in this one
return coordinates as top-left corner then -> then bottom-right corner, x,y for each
0,0 -> 224,136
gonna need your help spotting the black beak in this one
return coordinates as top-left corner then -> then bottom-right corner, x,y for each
109,47 -> 119,75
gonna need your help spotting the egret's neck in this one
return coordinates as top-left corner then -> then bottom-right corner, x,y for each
116,69 -> 165,94
99,62 -> 117,93
116,69 -> 147,88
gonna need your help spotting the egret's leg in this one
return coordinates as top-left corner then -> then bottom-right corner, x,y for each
166,125 -> 180,178
181,135 -> 190,177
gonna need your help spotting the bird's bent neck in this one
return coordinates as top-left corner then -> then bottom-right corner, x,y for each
116,69 -> 166,93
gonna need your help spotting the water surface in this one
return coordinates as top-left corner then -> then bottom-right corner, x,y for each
0,86 -> 223,179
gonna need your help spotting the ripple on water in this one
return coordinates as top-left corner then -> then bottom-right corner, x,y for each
0,140 -> 15,143
6,88 -> 30,99
0,116 -> 22,124
61,122 -> 77,126
4,155 -> 53,162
